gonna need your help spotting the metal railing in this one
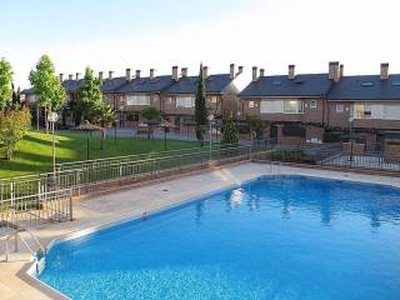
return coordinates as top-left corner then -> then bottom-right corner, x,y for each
253,142 -> 400,172
0,144 -> 267,201
0,189 -> 73,231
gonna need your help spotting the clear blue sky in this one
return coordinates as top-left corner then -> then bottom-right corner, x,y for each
2,0 -> 400,87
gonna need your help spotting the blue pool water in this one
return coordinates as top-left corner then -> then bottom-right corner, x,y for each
39,176 -> 400,299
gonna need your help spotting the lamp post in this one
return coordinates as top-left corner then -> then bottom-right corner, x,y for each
161,119 -> 170,151
119,104 -> 125,128
349,116 -> 354,167
47,112 -> 59,175
208,114 -> 214,161
236,111 -> 241,136
86,131 -> 90,160
113,97 -> 117,143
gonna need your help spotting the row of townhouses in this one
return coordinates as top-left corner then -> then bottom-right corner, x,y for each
23,62 -> 400,152
23,64 -> 242,135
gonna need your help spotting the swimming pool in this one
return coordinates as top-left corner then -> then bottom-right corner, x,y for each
39,175 -> 400,299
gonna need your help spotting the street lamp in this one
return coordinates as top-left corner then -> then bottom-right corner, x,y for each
236,111 -> 241,135
349,116 -> 355,167
208,114 -> 214,160
47,111 -> 59,175
119,104 -> 125,128
161,119 -> 170,151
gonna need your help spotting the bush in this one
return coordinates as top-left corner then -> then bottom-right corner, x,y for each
323,131 -> 344,143
282,125 -> 306,137
0,106 -> 31,160
266,149 -> 304,162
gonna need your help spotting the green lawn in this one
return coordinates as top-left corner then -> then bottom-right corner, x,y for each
0,131 -> 199,178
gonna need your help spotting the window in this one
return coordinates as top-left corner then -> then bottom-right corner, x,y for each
310,100 -> 317,109
208,96 -> 218,103
284,100 -> 304,114
260,100 -> 284,113
126,95 -> 150,106
248,101 -> 255,108
336,104 -> 344,113
176,96 -> 195,108
353,104 -> 372,119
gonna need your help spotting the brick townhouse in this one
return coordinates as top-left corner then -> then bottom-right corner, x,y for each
114,68 -> 176,127
327,63 -> 400,158
23,64 -> 243,131
162,64 -> 243,134
239,62 -> 341,144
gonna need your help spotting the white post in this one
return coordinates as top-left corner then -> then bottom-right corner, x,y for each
48,112 -> 59,176
52,121 -> 56,175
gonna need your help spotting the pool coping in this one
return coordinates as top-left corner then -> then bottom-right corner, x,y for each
23,179 -> 250,300
4,163 -> 400,300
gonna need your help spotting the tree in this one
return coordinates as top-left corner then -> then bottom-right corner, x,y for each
140,106 -> 161,139
0,106 -> 31,160
0,58 -> 13,110
96,103 -> 116,127
77,66 -> 103,123
221,117 -> 238,145
29,55 -> 66,131
245,114 -> 267,141
194,63 -> 208,146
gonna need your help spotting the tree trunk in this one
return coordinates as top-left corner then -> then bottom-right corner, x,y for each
5,147 -> 13,160
44,107 -> 49,133
36,103 -> 40,130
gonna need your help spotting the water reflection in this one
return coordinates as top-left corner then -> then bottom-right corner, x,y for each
194,176 -> 400,229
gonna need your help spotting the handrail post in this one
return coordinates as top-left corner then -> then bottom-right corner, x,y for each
69,189 -> 73,221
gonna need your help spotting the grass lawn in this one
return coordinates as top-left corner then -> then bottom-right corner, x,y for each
0,131 -> 199,178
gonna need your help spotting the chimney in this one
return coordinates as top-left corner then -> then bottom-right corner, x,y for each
59,73 -> 63,82
328,61 -> 339,80
288,65 -> 295,80
230,63 -> 235,79
98,71 -> 103,80
108,71 -> 113,80
339,64 -> 344,78
380,63 -> 389,80
135,70 -> 141,78
172,66 -> 178,81
203,66 -> 208,78
181,67 -> 188,77
75,72 -> 80,80
252,66 -> 258,82
126,68 -> 131,81
150,68 -> 155,79
68,74 -> 73,80
259,68 -> 265,77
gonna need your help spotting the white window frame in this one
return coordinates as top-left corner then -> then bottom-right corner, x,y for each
176,96 -> 195,108
126,95 -> 151,106
310,100 -> 317,109
208,96 -> 218,103
284,100 -> 304,114
336,104 -> 344,113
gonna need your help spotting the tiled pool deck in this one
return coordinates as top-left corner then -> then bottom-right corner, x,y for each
1,162 -> 400,300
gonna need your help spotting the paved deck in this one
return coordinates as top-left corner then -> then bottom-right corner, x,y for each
1,162 -> 400,300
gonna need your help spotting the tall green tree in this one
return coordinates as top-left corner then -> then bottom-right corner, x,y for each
29,55 -> 66,130
0,58 -> 13,110
221,117 -> 239,145
77,66 -> 104,123
194,63 -> 208,146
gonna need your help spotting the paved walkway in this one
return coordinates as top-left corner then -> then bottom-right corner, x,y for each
1,163 -> 400,299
